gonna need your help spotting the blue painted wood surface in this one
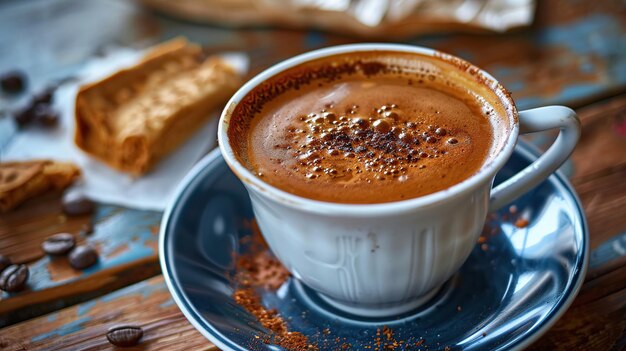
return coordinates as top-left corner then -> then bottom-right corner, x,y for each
18,206 -> 160,292
0,201 -> 161,326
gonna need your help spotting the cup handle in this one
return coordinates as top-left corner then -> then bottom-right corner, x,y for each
489,106 -> 581,211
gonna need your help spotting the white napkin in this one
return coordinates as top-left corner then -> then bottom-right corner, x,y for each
1,48 -> 248,211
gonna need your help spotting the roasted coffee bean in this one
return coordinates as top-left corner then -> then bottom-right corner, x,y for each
42,233 -> 76,256
13,106 -> 35,127
62,192 -> 95,216
0,264 -> 29,292
0,255 -> 11,273
12,85 -> 57,128
34,86 -> 55,104
68,245 -> 98,269
106,325 -> 144,347
33,104 -> 59,128
0,70 -> 26,94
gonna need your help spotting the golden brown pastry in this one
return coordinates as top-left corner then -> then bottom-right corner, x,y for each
74,38 -> 242,175
0,160 -> 81,212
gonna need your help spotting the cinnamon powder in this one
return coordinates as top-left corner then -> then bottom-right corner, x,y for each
232,221 -> 317,350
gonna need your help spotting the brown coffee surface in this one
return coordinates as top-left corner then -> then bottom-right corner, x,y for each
234,58 -> 497,204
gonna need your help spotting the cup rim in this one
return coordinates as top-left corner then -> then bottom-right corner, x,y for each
218,43 -> 519,216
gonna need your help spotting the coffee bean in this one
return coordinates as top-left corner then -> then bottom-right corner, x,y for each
32,104 -> 59,128
14,103 -> 57,129
0,255 -> 11,273
0,264 -> 29,292
11,85 -> 58,128
62,193 -> 95,216
34,86 -> 55,104
42,233 -> 76,256
0,70 -> 26,94
106,325 -> 143,347
68,245 -> 98,269
13,106 -> 35,127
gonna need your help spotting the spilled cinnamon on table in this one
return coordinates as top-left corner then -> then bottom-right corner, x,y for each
232,220 -> 318,350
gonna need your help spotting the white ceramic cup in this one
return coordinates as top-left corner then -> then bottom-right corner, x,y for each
218,44 -> 580,317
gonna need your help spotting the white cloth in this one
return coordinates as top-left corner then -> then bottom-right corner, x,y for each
1,48 -> 248,211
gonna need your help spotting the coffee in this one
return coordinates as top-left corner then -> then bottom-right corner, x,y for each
229,52 -> 507,204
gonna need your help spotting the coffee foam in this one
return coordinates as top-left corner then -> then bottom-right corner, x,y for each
227,51 -> 513,204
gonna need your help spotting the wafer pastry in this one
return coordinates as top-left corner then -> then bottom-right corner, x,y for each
0,160 -> 81,212
74,38 -> 242,175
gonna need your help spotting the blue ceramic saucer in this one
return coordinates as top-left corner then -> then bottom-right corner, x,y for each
160,142 -> 588,351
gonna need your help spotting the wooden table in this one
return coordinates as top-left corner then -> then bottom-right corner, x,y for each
1,0 -> 625,350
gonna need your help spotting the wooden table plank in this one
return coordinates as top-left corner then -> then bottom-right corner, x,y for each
530,241 -> 626,351
570,94 -> 626,183
0,198 -> 162,326
528,94 -> 626,350
570,94 -> 626,248
0,276 -> 215,351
